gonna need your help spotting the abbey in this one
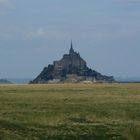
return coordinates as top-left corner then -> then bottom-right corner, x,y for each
30,42 -> 114,84
53,41 -> 86,79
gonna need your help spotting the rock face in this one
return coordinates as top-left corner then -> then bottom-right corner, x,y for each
30,42 -> 115,84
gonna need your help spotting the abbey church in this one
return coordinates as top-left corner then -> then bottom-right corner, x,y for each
30,42 -> 114,84
53,42 -> 86,79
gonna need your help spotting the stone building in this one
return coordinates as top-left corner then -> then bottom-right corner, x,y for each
53,41 -> 86,78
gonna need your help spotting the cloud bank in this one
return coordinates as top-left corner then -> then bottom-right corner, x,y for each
0,0 -> 15,15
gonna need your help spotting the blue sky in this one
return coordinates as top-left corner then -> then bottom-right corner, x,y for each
0,0 -> 140,78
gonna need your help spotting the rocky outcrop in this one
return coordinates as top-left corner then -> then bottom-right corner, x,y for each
30,42 -> 115,84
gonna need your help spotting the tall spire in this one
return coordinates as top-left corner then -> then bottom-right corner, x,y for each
69,40 -> 74,54
71,40 -> 73,49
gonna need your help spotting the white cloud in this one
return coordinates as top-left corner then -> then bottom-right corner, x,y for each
0,0 -> 15,15
26,27 -> 70,40
28,28 -> 48,38
1,26 -> 66,40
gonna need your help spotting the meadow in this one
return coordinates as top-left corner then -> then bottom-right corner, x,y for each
0,84 -> 140,140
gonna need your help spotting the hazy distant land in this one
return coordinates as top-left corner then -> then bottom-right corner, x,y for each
0,79 -> 12,84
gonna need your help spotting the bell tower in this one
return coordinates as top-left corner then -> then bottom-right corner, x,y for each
69,40 -> 75,55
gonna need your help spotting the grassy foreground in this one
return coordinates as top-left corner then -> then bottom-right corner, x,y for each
0,84 -> 140,140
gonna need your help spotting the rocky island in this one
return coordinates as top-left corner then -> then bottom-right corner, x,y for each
30,42 -> 114,84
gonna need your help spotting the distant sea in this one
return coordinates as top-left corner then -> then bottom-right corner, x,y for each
6,77 -> 140,84
8,79 -> 33,84
115,77 -> 140,83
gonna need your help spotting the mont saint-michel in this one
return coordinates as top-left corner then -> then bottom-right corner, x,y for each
31,42 -> 114,84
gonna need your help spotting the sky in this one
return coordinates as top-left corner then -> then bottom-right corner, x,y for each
0,0 -> 140,79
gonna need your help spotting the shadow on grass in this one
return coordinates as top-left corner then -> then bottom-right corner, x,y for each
122,124 -> 140,140
0,119 -> 124,140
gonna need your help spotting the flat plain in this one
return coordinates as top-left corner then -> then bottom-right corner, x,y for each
0,84 -> 140,140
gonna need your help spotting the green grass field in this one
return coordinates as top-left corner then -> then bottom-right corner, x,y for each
0,84 -> 140,140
